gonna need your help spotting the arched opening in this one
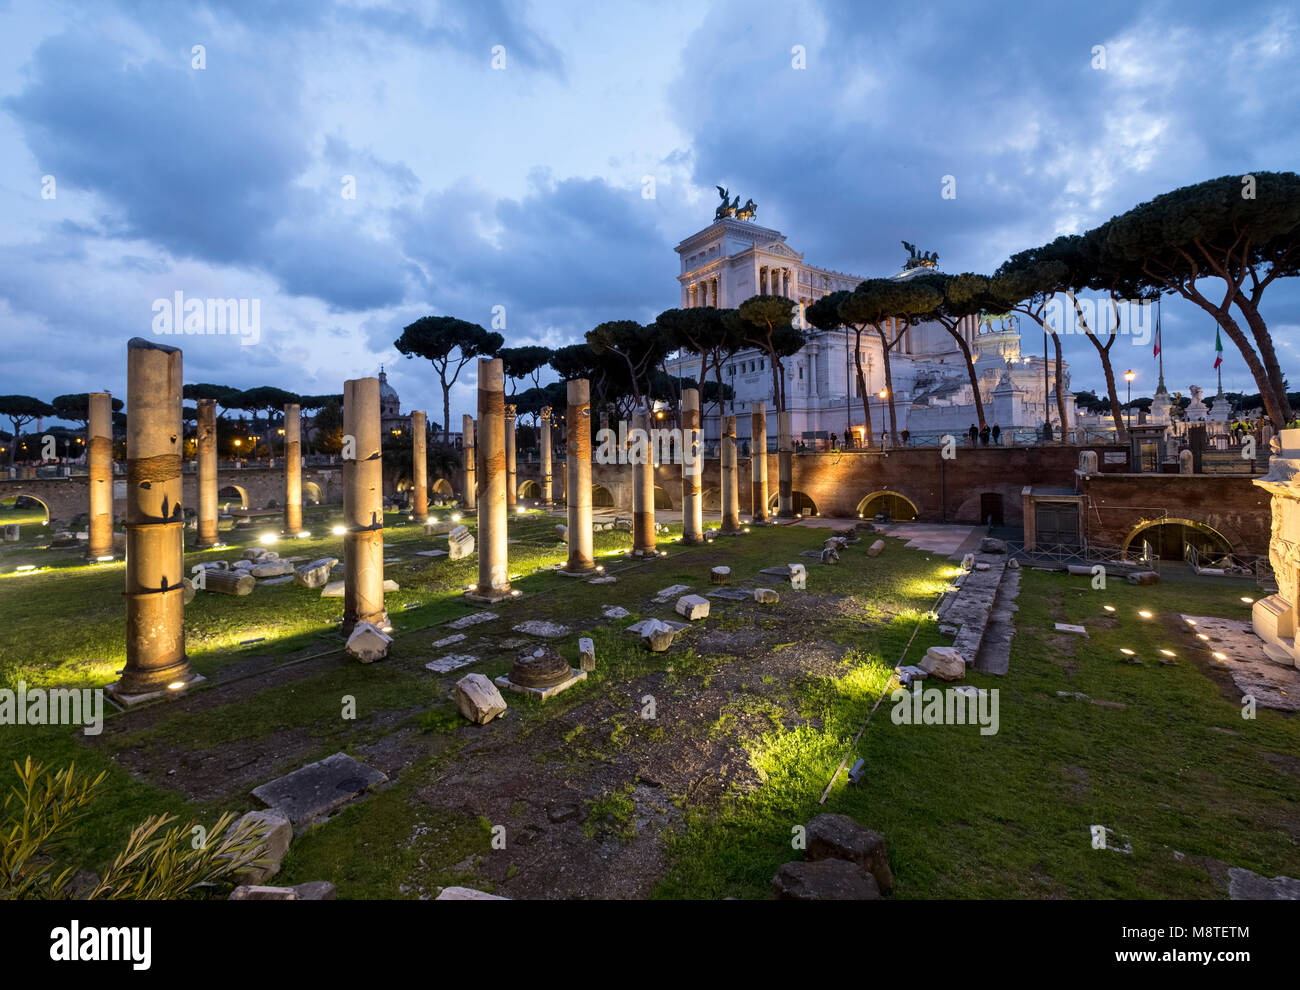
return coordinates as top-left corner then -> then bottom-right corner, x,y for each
0,494 -> 50,525
768,491 -> 819,515
653,485 -> 673,510
519,480 -> 541,499
431,478 -> 454,497
303,481 -> 323,506
1123,518 -> 1233,563
592,484 -> 615,508
218,485 -> 249,510
701,487 -> 721,512
856,490 -> 918,522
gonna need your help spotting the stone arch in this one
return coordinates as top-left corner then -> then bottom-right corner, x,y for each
431,478 -> 454,497
592,484 -> 615,508
653,485 -> 673,510
0,493 -> 50,524
856,490 -> 919,522
218,484 -> 249,510
767,490 -> 819,515
519,480 -> 541,500
701,487 -> 721,511
1122,517 -> 1234,562
303,481 -> 323,506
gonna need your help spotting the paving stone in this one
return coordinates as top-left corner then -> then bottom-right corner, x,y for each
587,575 -> 617,584
435,886 -> 509,900
251,753 -> 388,826
626,618 -> 690,634
1055,622 -> 1088,635
258,575 -> 294,586
654,584 -> 691,601
430,632 -> 467,648
426,654 -> 477,674
448,611 -> 497,629
415,549 -> 448,557
771,859 -> 881,900
602,605 -> 630,620
512,620 -> 571,638
706,588 -> 750,601
1227,867 -> 1300,900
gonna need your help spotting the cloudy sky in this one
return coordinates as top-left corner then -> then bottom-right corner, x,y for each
1,0 -> 1297,426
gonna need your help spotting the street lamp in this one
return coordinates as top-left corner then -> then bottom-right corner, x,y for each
1124,369 -> 1136,427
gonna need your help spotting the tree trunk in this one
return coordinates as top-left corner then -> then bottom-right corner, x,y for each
1233,295 -> 1294,424
938,321 -> 986,430
1052,331 -> 1069,439
853,328 -> 874,447
875,326 -> 899,445
768,345 -> 782,413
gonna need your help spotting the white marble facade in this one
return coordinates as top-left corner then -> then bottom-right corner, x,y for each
666,217 -> 1075,442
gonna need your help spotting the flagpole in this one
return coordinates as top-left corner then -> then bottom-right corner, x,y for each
1156,297 -> 1165,392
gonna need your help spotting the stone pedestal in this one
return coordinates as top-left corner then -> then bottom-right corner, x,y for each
681,388 -> 704,545
1254,429 -> 1300,670
560,379 -> 596,576
777,410 -> 794,519
284,403 -> 302,534
505,404 -> 517,509
473,359 -> 512,601
462,414 -> 476,512
342,377 -> 385,636
633,404 -> 657,557
751,402 -> 768,523
539,406 -> 553,504
86,391 -> 114,559
721,415 -> 741,533
195,398 -> 219,548
411,410 -> 428,523
113,338 -> 195,698
1149,386 -> 1172,426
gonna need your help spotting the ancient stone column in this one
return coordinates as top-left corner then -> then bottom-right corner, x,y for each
539,406 -> 553,504
681,388 -> 704,545
117,338 -> 193,698
751,402 -> 769,523
411,410 -> 428,522
284,402 -> 302,534
474,358 -> 511,598
560,378 -> 596,575
86,391 -> 114,560
722,415 -> 741,533
462,414 -> 476,512
633,403 -> 656,557
505,404 -> 517,509
195,398 -> 218,548
778,410 -> 794,519
342,377 -> 385,635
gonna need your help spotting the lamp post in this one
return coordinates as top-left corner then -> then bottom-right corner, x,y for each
1124,369 -> 1136,428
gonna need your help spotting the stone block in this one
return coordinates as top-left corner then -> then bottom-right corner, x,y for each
578,637 -> 596,671
229,881 -> 337,901
655,583 -> 692,600
346,621 -> 392,662
512,620 -> 571,638
753,587 -> 779,604
710,566 -> 731,585
436,886 -> 509,900
918,645 -> 966,681
426,654 -> 477,673
868,540 -> 886,557
231,809 -> 293,884
320,579 -> 344,598
424,520 -> 453,536
805,813 -> 894,894
821,547 -> 840,565
602,605 -> 630,619
242,547 -> 270,561
555,524 -> 568,542
251,560 -> 294,578
251,753 -> 387,826
675,594 -> 710,620
789,563 -> 806,590
1128,570 -> 1160,585
980,537 -> 1007,554
456,672 -> 507,724
771,859 -> 881,900
294,557 -> 338,589
641,618 -> 676,652
448,525 -> 474,560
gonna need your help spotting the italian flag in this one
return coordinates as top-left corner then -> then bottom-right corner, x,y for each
1213,327 -> 1224,369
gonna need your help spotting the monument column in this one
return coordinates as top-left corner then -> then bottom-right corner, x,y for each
115,338 -> 193,699
1253,428 -> 1300,671
284,402 -> 302,534
342,377 -> 385,635
751,402 -> 769,523
411,410 -> 428,522
86,391 -> 114,560
462,414 -> 476,511
195,399 -> 218,548
722,415 -> 741,533
778,409 -> 794,518
540,406 -> 553,504
474,358 -> 511,599
681,388 -> 704,544
560,379 -> 596,575
505,404 -> 517,509
633,403 -> 657,557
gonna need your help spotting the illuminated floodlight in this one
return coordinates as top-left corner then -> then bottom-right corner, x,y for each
1119,648 -> 1135,656
259,533 -> 278,544
96,555 -> 114,562
297,531 -> 310,539
451,513 -> 462,522
332,525 -> 347,536
1185,618 -> 1197,626
1241,596 -> 1255,604
1138,610 -> 1153,619
1196,633 -> 1209,641
1212,651 -> 1228,661
167,680 -> 187,691
1159,649 -> 1176,657
509,590 -> 521,597
1103,605 -> 1116,613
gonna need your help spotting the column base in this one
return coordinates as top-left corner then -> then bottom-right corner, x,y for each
495,668 -> 586,700
106,672 -> 206,707
465,588 -> 517,604
556,565 -> 597,578
631,548 -> 661,559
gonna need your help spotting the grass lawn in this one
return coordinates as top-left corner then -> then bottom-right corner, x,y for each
1,504 -> 1295,899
